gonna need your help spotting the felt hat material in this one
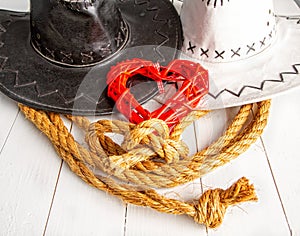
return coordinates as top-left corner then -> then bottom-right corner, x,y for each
0,0 -> 183,115
179,0 -> 300,109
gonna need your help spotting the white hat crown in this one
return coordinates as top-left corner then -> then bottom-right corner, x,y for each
181,0 -> 277,62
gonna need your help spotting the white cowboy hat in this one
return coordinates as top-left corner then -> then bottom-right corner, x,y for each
176,0 -> 300,109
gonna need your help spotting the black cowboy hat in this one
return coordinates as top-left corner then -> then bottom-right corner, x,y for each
0,0 -> 183,115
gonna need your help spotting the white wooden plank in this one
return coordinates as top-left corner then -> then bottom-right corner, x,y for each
125,201 -> 206,236
194,106 -> 291,235
0,0 -> 28,11
201,141 -> 291,236
44,115 -> 127,236
274,0 -> 300,15
0,94 -> 19,152
125,121 -> 207,236
262,89 -> 300,235
171,0 -> 183,13
0,1 -> 298,236
44,163 -> 127,236
0,111 -> 62,235
194,108 -> 240,151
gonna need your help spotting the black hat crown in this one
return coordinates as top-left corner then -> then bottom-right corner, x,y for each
30,0 -> 128,67
0,0 -> 183,114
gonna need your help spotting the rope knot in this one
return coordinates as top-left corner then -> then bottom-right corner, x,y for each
85,118 -> 189,172
123,119 -> 188,157
117,119 -> 189,170
193,177 -> 258,228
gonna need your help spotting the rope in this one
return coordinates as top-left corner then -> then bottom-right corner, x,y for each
18,100 -> 271,228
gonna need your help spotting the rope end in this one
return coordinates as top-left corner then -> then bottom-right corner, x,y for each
193,177 -> 258,228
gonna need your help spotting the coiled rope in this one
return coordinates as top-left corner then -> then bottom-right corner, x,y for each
19,100 -> 271,228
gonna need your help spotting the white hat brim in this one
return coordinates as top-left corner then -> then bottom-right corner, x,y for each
175,1 -> 300,109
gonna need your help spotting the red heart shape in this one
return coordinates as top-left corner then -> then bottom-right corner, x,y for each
107,58 -> 209,128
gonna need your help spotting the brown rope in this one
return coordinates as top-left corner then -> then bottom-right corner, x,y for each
18,100 -> 271,228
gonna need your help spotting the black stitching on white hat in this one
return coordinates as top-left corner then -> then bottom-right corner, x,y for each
231,48 -> 241,58
200,48 -> 209,58
269,30 -> 273,39
215,50 -> 225,59
187,41 -> 196,54
202,0 -> 230,8
246,43 -> 255,54
260,37 -> 266,48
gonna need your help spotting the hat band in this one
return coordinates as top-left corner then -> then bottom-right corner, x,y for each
30,19 -> 129,68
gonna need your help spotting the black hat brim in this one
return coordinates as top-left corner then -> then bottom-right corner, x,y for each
0,0 -> 183,115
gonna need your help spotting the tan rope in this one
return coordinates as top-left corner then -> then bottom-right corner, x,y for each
18,100 -> 271,228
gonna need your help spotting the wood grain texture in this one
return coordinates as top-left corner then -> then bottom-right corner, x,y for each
0,103 -> 62,235
0,0 -> 28,11
0,94 -> 19,152
274,0 -> 300,14
44,163 -> 127,236
44,115 -> 127,236
0,0 -> 299,235
125,122 -> 207,236
201,140 -> 291,236
262,89 -> 300,235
